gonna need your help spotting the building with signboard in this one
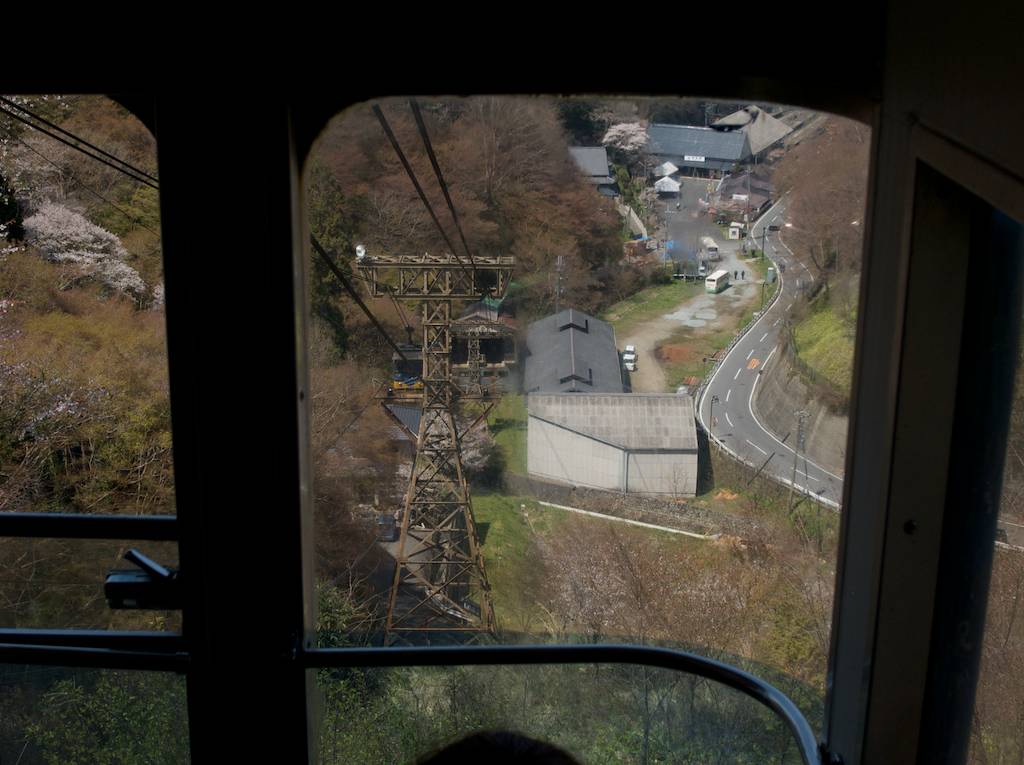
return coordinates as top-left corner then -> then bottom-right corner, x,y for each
646,123 -> 752,177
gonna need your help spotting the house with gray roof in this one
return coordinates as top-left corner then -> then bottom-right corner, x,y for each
711,105 -> 792,156
523,308 -> 624,394
527,393 -> 698,496
646,124 -> 751,176
569,147 -> 613,183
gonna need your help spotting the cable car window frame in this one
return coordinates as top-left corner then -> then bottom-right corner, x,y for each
1,68 -> 1022,763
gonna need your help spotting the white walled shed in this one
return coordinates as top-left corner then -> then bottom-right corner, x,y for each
527,393 -> 698,497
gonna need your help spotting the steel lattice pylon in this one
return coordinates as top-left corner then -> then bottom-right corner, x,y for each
358,252 -> 511,644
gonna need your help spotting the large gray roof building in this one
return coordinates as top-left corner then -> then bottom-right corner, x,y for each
711,105 -> 793,155
527,393 -> 698,496
523,308 -> 624,394
646,124 -> 751,173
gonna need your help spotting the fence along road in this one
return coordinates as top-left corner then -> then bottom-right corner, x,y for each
696,199 -> 845,510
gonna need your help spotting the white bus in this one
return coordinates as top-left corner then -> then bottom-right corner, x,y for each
700,236 -> 720,260
705,269 -> 731,294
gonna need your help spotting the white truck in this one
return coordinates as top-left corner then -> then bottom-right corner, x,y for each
623,346 -> 638,372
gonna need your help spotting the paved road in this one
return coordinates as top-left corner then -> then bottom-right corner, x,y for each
622,178 -> 757,393
697,201 -> 845,509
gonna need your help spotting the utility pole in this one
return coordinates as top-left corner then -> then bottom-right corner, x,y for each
555,254 -> 564,314
709,395 -> 720,452
787,410 -> 809,515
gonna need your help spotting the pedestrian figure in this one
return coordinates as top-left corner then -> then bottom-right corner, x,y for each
676,202 -> 681,210
734,270 -> 738,279
742,270 -> 745,279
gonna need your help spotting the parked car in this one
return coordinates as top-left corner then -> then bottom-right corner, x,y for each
768,224 -> 781,232
623,351 -> 637,372
624,345 -> 636,355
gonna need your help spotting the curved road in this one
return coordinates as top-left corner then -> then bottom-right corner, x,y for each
697,201 -> 845,509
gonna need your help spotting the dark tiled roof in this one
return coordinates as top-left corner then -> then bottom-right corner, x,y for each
568,146 -> 611,178
646,124 -> 751,169
524,308 -> 623,394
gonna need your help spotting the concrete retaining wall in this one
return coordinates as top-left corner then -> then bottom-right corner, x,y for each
755,347 -> 849,477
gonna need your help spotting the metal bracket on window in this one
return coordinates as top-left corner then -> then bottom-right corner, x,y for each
819,742 -> 842,765
105,549 -> 182,610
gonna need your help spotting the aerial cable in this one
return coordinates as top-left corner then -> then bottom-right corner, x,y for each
408,99 -> 476,271
370,104 -> 475,286
0,125 -> 162,240
386,286 -> 414,344
336,390 -> 381,439
0,105 -> 158,190
310,234 -> 407,361
0,96 -> 159,184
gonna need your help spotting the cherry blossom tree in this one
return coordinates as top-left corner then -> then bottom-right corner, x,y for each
22,202 -> 146,298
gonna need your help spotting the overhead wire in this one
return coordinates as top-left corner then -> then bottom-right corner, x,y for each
0,123 -> 162,240
0,104 -> 158,190
370,104 -> 475,287
310,234 -> 407,360
408,99 -> 476,271
0,96 -> 158,184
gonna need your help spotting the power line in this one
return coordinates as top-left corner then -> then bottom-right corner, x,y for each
408,99 -> 476,270
1,124 -> 162,240
310,234 -> 407,361
0,104 -> 158,190
337,390 -> 381,439
0,97 -> 158,184
370,104 -> 475,286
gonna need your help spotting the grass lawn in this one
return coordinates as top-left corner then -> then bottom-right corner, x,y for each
487,394 -> 527,475
658,325 -> 736,390
601,279 -> 703,337
473,493 -> 570,633
793,301 -> 855,393
473,493 -> 706,633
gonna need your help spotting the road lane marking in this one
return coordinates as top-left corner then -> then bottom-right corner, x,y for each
725,412 -> 734,427
759,332 -> 769,342
734,368 -> 741,380
773,319 -> 779,327
726,389 -> 731,403
746,440 -> 768,456
786,302 -> 793,311
747,358 -> 760,370
746,349 -> 754,360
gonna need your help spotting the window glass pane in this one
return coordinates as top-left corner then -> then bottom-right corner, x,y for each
0,95 -> 173,517
316,663 -> 810,764
0,538 -> 180,630
306,97 -> 868,726
0,665 -> 188,763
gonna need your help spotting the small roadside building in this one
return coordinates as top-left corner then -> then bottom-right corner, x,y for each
654,175 -> 681,195
527,393 -> 698,496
